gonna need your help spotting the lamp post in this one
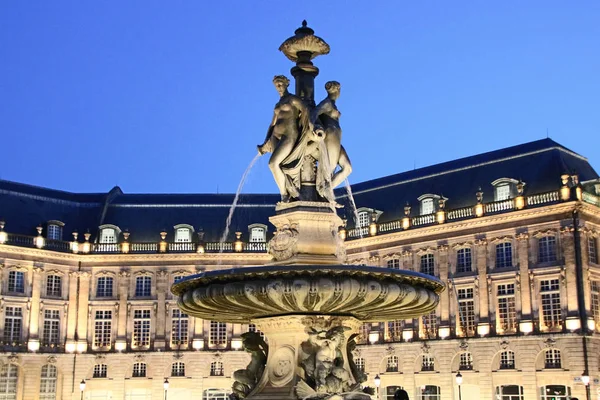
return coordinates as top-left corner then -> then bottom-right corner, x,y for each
582,373 -> 591,400
455,372 -> 463,400
163,378 -> 170,400
374,374 -> 381,400
79,379 -> 86,400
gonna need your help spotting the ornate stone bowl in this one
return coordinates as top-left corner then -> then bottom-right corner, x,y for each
172,266 -> 443,400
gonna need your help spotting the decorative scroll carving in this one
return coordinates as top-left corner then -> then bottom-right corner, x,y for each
268,224 -> 299,261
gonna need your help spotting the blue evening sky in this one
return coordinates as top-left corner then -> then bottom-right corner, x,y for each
1,2 -> 599,195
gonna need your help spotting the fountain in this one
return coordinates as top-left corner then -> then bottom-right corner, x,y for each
172,22 -> 444,400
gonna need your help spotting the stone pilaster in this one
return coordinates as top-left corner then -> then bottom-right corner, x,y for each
516,233 -> 532,320
28,266 -> 44,339
117,271 -> 130,341
155,270 -> 168,350
76,272 -> 91,347
560,226 -> 579,318
66,271 -> 79,341
438,245 -> 450,329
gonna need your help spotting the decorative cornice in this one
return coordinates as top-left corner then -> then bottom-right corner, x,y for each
531,229 -> 558,238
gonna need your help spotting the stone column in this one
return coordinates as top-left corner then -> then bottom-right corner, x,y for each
155,270 -> 168,350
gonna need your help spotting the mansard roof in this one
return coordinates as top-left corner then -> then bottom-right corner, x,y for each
0,138 -> 597,241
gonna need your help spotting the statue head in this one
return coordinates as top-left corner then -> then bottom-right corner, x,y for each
273,75 -> 290,96
325,81 -> 341,99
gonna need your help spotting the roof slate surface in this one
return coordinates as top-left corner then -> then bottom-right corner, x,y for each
1,139 -> 597,241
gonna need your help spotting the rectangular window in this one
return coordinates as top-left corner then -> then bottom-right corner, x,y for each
133,310 -> 151,348
496,184 -> 511,201
175,228 -> 190,243
42,310 -> 60,345
250,227 -> 265,242
540,279 -> 561,328
495,242 -> 513,268
499,351 -> 515,369
94,310 -> 112,348
420,254 -> 435,276
132,363 -> 146,378
96,277 -> 113,297
209,321 -> 227,346
421,355 -> 435,371
387,259 -> 400,269
422,312 -> 437,338
497,283 -> 516,332
135,276 -> 152,297
591,281 -> 600,325
538,236 -> 557,263
421,198 -> 434,215
46,275 -> 62,297
357,212 -> 370,228
456,248 -> 472,273
99,228 -> 116,244
93,364 -> 107,378
47,225 -> 62,241
544,349 -> 562,369
589,237 -> 598,264
3,306 -> 22,343
387,320 -> 402,341
171,309 -> 189,346
457,288 -> 476,336
459,352 -> 473,370
7,271 -> 24,293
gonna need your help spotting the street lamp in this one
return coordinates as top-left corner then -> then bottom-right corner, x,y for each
163,378 -> 170,400
582,373 -> 591,400
79,379 -> 86,400
455,372 -> 463,400
374,374 -> 381,400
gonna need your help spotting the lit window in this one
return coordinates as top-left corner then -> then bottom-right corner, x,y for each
135,276 -> 152,297
457,288 -> 476,336
7,271 -> 24,293
94,310 -> 112,348
421,198 -> 434,215
133,310 -> 151,348
46,275 -> 62,297
495,385 -> 523,400
421,355 -> 435,371
419,385 -> 440,400
544,349 -> 562,369
355,357 -> 365,373
171,309 -> 189,346
3,307 -> 22,343
497,284 -> 516,332
210,361 -> 224,376
387,320 -> 402,341
99,228 -> 117,244
96,277 -> 113,297
47,224 -> 63,241
175,228 -> 191,243
387,259 -> 400,269
499,350 -> 515,369
459,352 -> 473,370
250,227 -> 266,243
588,237 -> 598,264
93,364 -> 107,378
420,254 -> 435,276
209,321 -> 227,347
540,385 -> 570,399
171,362 -> 185,377
0,364 -> 18,399
42,310 -> 60,346
422,312 -> 437,339
538,236 -> 557,263
40,365 -> 57,400
540,279 -> 561,329
386,356 -> 399,372
358,323 -> 370,344
496,184 -> 511,201
591,281 -> 600,326
456,248 -> 472,273
132,363 -> 146,378
495,242 -> 513,268
357,212 -> 370,228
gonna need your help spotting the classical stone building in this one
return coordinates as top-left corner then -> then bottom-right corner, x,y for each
0,138 -> 599,400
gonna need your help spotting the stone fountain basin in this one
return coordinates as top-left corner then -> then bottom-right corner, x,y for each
172,265 -> 444,323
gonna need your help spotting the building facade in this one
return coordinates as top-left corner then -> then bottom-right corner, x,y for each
0,139 -> 599,400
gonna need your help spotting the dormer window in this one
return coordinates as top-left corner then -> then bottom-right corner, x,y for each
173,224 -> 193,243
99,228 -> 116,244
496,183 -> 510,201
46,221 -> 64,240
421,198 -> 434,215
492,178 -> 523,201
417,194 -> 445,216
357,211 -> 370,228
250,227 -> 266,242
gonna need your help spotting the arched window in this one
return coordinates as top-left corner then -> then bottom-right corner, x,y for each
386,355 -> 399,372
40,365 -> 57,400
491,178 -> 522,201
93,364 -> 107,378
171,362 -> 185,377
99,227 -> 117,244
459,352 -> 473,370
132,362 -> 146,378
421,354 -> 435,371
210,361 -> 224,376
46,221 -> 64,241
419,385 -> 440,400
545,349 -> 561,369
495,385 -> 523,400
538,236 -> 557,263
0,364 -> 18,400
354,357 -> 365,373
499,350 -> 515,369
540,385 -> 571,400
385,386 -> 404,400
357,211 -> 370,228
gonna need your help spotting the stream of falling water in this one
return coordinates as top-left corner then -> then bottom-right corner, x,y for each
218,153 -> 262,260
317,145 -> 345,260
343,179 -> 363,239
